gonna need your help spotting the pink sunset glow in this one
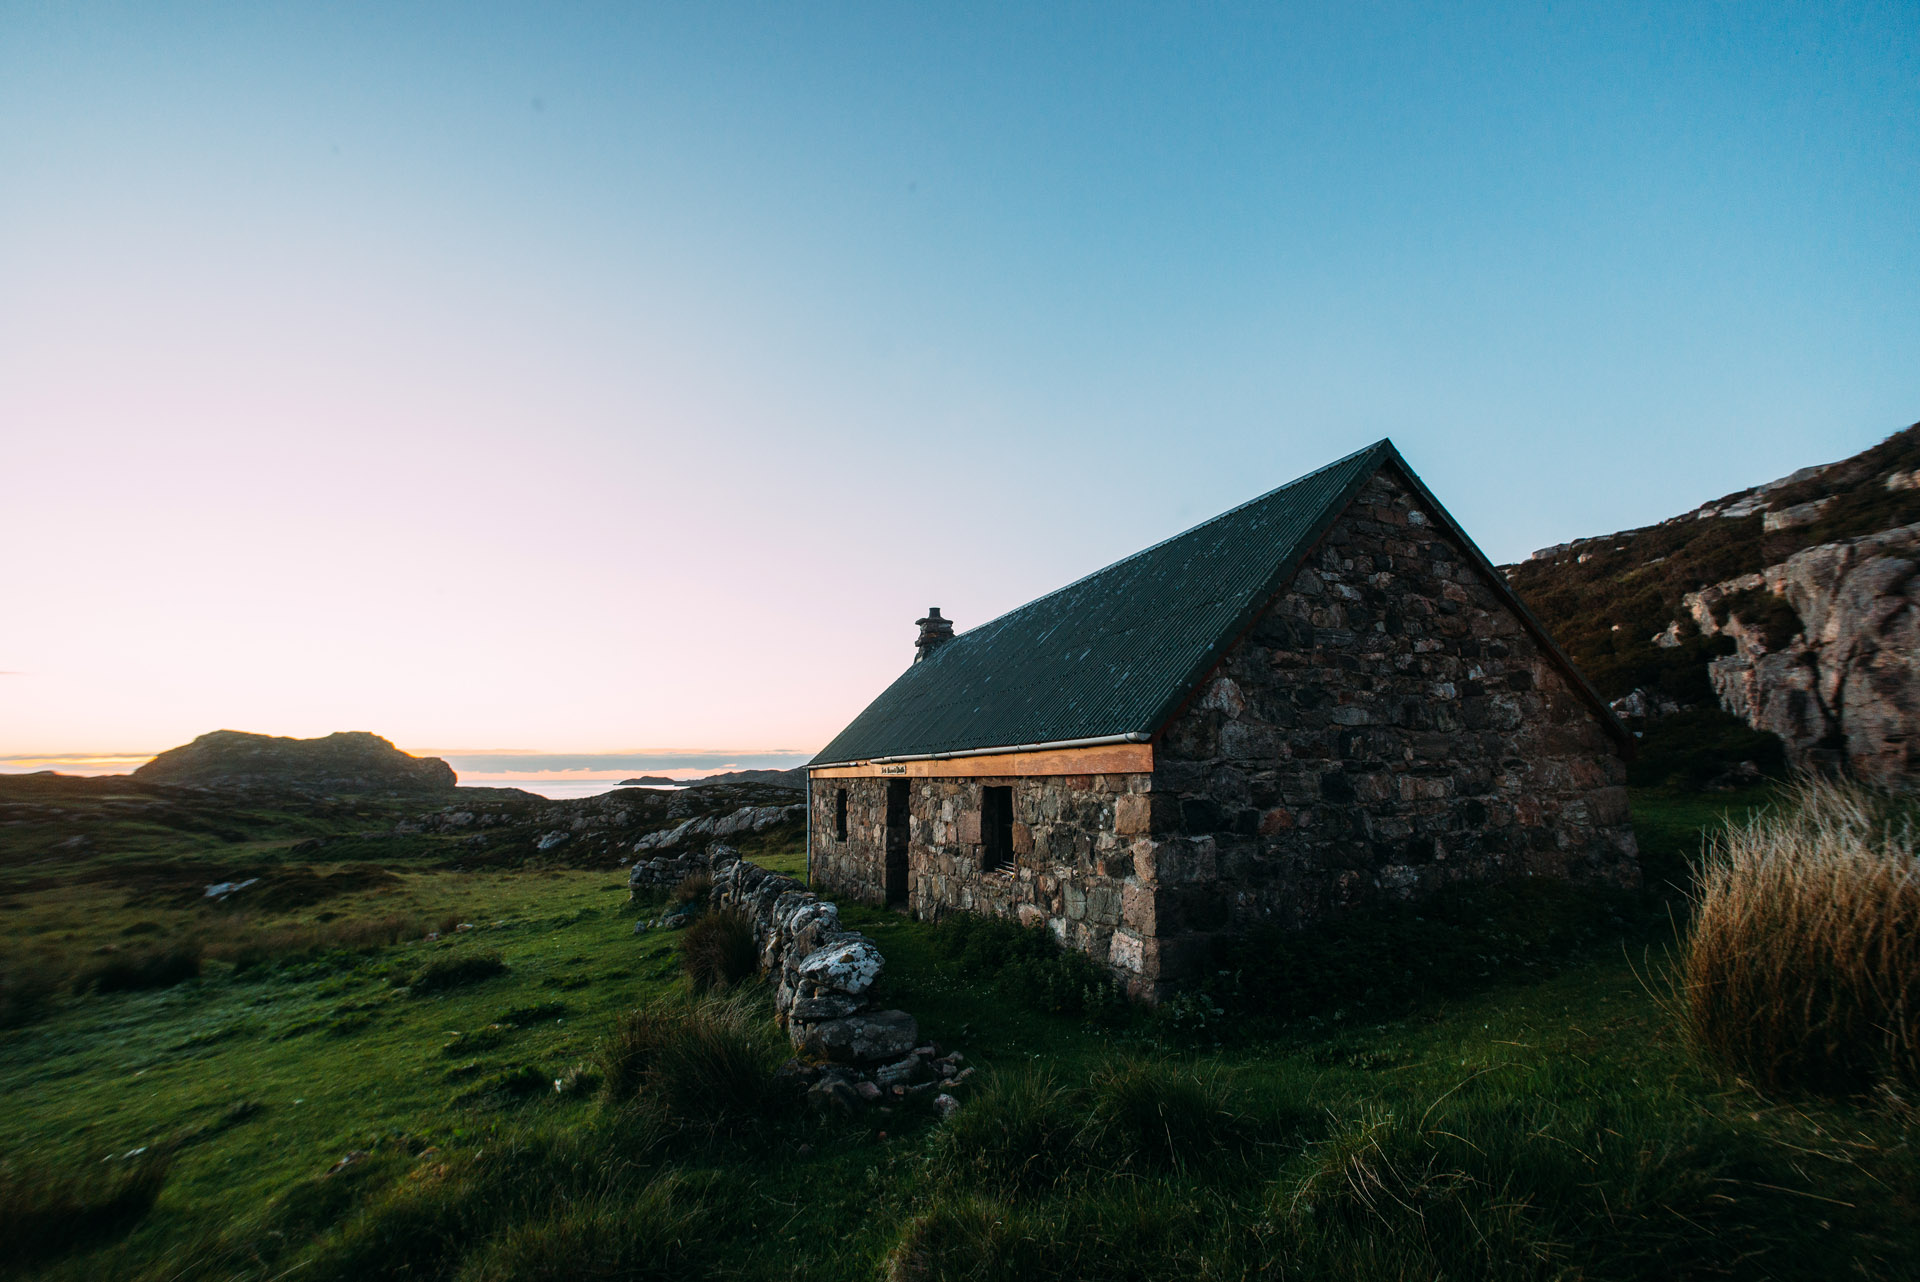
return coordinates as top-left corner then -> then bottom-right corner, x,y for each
4,6 -> 1913,768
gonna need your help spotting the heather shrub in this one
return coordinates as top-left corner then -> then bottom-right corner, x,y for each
678,908 -> 758,990
1678,774 -> 1920,1093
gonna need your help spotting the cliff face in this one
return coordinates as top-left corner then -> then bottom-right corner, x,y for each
1693,525 -> 1920,785
133,730 -> 457,792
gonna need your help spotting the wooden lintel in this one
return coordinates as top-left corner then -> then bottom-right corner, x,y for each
809,742 -> 1153,780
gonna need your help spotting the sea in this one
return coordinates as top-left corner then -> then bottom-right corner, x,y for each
459,780 -> 682,801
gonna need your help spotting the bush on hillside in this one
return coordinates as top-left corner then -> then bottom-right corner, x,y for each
1678,775 -> 1920,1093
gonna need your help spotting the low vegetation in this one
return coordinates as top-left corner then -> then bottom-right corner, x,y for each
1678,773 -> 1920,1093
678,907 -> 759,990
597,993 -> 792,1124
0,1148 -> 175,1273
2,779 -> 1917,1279
400,950 -> 509,994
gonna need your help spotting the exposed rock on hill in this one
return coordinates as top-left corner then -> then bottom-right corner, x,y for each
133,731 -> 457,793
1507,423 -> 1920,785
1689,525 -> 1919,784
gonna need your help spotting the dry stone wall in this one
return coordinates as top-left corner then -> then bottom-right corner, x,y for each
629,842 -> 969,1114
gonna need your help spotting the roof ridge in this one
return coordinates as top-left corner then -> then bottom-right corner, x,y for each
938,438 -> 1392,648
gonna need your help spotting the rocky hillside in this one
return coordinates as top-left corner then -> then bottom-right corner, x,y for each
132,730 -> 457,793
1506,423 -> 1920,785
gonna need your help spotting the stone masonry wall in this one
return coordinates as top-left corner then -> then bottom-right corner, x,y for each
1123,467 -> 1642,990
809,467 -> 1640,1001
809,773 -> 1151,965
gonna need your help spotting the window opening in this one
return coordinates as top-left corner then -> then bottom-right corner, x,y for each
834,789 -> 848,841
981,785 -> 1013,872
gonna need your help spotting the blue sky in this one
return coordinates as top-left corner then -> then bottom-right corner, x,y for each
2,2 -> 1915,758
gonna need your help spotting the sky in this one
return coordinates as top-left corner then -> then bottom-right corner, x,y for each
3,1 -> 1916,774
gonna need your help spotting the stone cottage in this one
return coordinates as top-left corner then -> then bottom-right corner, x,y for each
806,440 -> 1641,998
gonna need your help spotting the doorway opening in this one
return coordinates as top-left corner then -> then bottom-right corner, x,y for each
885,780 -> 911,909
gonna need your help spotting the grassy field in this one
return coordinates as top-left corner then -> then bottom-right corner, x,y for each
2,781 -> 1915,1279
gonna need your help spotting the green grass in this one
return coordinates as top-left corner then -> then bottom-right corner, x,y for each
1,783 -> 1914,1279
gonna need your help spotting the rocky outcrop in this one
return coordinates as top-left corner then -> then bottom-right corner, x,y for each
133,731 -> 456,792
628,803 -> 807,857
1690,524 -> 1920,786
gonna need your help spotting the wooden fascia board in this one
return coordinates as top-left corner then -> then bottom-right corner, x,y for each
808,742 -> 1153,780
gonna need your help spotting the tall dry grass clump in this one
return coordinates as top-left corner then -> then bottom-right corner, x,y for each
1679,774 -> 1919,1093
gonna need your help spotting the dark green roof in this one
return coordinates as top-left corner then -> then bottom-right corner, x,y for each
811,440 -> 1623,767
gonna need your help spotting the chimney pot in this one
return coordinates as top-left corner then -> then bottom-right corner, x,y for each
914,607 -> 955,663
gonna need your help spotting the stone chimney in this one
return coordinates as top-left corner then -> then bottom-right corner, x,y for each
914,607 -> 955,663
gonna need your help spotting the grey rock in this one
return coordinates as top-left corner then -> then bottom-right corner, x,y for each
797,1010 -> 919,1064
873,1055 -> 927,1088
933,1093 -> 961,1119
794,938 -> 884,996
790,993 -> 863,1021
806,1079 -> 862,1117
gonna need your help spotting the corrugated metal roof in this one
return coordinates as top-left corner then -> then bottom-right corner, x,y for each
810,440 -> 1396,766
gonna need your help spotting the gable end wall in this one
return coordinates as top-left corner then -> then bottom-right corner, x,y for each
1134,468 -> 1641,988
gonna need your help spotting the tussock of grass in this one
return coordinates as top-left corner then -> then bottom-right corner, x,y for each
401,950 -> 509,994
678,907 -> 758,990
596,994 -> 791,1124
1679,774 -> 1920,1093
1082,1058 -> 1242,1173
0,1146 -> 174,1271
1264,1076 -> 1818,1280
931,1058 -> 1288,1194
669,871 -> 711,906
